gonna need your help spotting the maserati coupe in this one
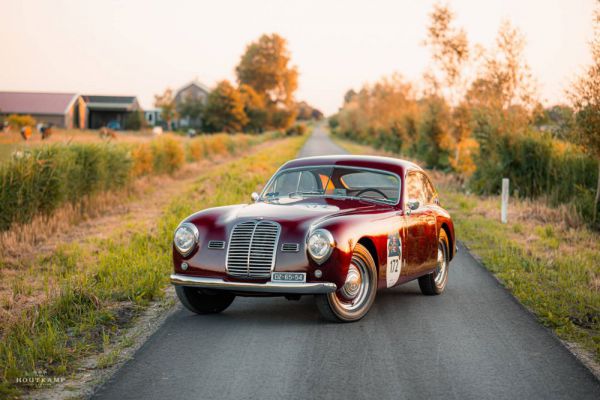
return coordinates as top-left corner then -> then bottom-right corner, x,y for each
170,155 -> 456,322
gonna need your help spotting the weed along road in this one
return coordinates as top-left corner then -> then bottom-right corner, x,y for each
93,126 -> 600,400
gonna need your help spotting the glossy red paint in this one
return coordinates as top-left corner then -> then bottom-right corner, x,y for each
172,155 -> 455,295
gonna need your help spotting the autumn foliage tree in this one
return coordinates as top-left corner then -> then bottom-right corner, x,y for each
236,33 -> 299,129
569,4 -> 600,223
204,80 -> 248,133
154,88 -> 178,130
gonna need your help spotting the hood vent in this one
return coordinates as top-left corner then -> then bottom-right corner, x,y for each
281,243 -> 300,252
208,240 -> 226,250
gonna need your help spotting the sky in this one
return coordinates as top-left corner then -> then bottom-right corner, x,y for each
0,0 -> 596,115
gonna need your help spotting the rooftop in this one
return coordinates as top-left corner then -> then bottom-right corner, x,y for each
0,91 -> 79,115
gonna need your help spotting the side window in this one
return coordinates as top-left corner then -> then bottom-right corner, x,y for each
419,173 -> 434,204
405,173 -> 426,205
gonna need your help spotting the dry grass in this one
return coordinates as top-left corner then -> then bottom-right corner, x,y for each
334,134 -> 600,364
0,134 -> 308,398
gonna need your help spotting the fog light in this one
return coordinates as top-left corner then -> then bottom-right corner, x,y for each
314,269 -> 322,278
181,262 -> 188,271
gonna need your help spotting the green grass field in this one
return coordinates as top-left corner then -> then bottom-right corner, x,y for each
0,134 -> 308,398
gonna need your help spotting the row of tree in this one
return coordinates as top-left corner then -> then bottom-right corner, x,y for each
155,34 -> 322,133
331,3 -> 600,225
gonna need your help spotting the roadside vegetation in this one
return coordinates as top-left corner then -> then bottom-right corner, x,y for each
334,129 -> 600,365
329,3 -> 600,229
0,134 -> 308,398
0,131 -> 286,232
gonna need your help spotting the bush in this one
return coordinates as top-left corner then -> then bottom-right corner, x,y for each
150,136 -> 185,175
470,129 -> 598,219
7,114 -> 36,129
285,124 -> 307,136
131,143 -> 154,176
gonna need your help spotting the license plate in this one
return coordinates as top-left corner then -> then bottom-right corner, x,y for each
271,272 -> 306,283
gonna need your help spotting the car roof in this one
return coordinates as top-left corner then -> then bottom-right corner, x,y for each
281,155 -> 423,176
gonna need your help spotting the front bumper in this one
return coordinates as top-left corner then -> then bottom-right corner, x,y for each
170,274 -> 337,294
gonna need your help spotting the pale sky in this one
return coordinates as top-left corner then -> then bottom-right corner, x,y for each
0,0 -> 595,115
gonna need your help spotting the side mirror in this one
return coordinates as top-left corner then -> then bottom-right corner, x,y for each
251,192 -> 260,202
407,200 -> 420,213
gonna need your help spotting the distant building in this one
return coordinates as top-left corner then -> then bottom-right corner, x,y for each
144,108 -> 163,127
174,80 -> 210,128
0,91 -> 86,129
82,95 -> 141,130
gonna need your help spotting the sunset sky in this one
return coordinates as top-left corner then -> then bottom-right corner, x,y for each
0,0 -> 596,115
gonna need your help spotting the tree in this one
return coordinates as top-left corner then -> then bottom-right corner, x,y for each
424,3 -> 471,167
239,84 -> 267,133
154,88 -> 178,130
204,80 -> 248,133
177,97 -> 205,129
124,110 -> 145,130
568,3 -> 600,223
236,33 -> 298,128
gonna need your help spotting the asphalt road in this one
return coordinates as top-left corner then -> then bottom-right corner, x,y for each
93,125 -> 600,400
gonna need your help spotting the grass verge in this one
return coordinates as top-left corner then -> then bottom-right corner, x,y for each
333,135 -> 600,364
0,134 -> 308,398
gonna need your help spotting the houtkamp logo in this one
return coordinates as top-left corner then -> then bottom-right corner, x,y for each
14,369 -> 66,387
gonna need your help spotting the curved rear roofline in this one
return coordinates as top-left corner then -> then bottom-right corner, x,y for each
282,155 -> 422,176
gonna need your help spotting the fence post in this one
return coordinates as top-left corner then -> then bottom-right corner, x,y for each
501,178 -> 509,224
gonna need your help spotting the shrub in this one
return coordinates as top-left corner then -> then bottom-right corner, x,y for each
7,114 -> 36,129
131,143 -> 154,176
285,124 -> 307,136
150,136 -> 185,175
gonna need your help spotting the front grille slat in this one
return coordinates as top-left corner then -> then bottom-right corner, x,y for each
226,220 -> 280,278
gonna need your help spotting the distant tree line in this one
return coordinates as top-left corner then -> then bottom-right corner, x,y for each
330,3 -> 600,227
155,34 -> 322,134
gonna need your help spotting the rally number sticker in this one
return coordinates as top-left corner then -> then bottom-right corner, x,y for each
386,232 -> 402,288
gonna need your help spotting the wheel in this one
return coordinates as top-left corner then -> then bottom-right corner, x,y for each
316,243 -> 377,322
175,286 -> 235,314
418,229 -> 450,295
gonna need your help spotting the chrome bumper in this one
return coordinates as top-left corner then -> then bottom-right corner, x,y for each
170,274 -> 337,294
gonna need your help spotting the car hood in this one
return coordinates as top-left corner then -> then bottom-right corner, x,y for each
225,198 -> 380,226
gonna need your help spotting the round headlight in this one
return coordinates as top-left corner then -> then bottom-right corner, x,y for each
174,223 -> 199,256
307,229 -> 334,264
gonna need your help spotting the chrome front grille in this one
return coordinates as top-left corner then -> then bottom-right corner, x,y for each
226,220 -> 280,278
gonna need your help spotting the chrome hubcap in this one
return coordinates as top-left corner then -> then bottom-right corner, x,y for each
332,260 -> 370,312
434,241 -> 447,286
340,265 -> 362,300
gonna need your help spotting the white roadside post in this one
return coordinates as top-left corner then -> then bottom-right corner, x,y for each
501,178 -> 509,224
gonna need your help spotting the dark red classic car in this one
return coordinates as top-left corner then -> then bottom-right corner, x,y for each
171,155 -> 456,322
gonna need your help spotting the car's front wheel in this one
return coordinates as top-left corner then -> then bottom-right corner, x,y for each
315,243 -> 377,322
175,286 -> 235,314
418,229 -> 450,295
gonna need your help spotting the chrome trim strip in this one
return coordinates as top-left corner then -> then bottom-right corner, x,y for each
170,274 -> 337,294
281,243 -> 300,252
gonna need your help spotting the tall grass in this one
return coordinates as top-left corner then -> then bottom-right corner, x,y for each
0,135 -> 307,397
0,132 -> 284,232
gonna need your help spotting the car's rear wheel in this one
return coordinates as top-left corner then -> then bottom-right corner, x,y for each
315,243 -> 377,322
175,286 -> 235,314
418,229 -> 450,295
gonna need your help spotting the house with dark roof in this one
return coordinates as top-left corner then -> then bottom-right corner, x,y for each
0,91 -> 86,129
82,95 -> 141,129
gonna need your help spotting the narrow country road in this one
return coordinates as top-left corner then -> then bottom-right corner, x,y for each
93,125 -> 600,400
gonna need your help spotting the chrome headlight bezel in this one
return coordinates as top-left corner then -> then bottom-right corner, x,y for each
174,222 -> 199,256
307,228 -> 335,265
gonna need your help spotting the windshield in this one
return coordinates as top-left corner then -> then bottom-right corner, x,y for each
261,166 -> 400,205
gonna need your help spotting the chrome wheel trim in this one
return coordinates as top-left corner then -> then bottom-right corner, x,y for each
434,240 -> 448,286
331,258 -> 370,313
